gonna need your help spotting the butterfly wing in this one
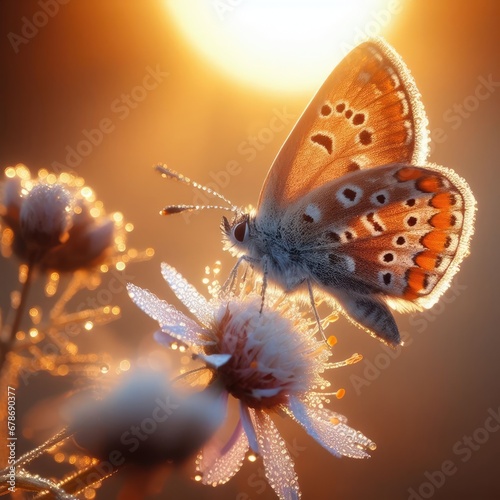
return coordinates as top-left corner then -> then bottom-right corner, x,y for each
257,38 -> 429,215
282,163 -> 475,345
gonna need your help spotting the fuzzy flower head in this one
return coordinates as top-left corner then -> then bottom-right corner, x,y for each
208,295 -> 327,410
0,164 -> 132,272
19,182 -> 73,250
128,263 -> 375,500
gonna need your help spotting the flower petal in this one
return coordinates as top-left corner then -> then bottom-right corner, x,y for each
161,263 -> 214,326
239,401 -> 259,453
161,324 -> 214,347
127,283 -> 207,347
288,396 -> 375,459
252,387 -> 282,399
127,283 -> 181,325
198,353 -> 232,368
251,409 -> 301,500
153,329 -> 177,348
196,419 -> 249,486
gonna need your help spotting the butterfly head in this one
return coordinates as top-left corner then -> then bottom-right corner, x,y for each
221,210 -> 255,258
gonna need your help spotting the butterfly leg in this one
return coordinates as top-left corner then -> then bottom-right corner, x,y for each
221,255 -> 256,298
259,256 -> 270,314
241,264 -> 249,285
306,280 -> 329,343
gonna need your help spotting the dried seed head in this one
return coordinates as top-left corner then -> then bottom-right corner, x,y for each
19,183 -> 73,252
1,165 -> 128,272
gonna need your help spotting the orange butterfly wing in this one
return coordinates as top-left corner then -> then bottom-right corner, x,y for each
257,38 -> 429,213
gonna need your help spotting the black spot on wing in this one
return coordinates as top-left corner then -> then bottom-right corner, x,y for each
407,216 -> 417,227
320,104 -> 332,116
311,133 -> 333,154
367,212 -> 384,233
343,188 -> 357,202
359,129 -> 372,145
383,253 -> 394,263
352,113 -> 365,125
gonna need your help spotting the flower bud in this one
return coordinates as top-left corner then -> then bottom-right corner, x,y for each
1,166 -> 124,272
19,183 -> 73,252
68,370 -> 225,467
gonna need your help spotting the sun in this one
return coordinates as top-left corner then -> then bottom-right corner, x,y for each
164,0 -> 404,93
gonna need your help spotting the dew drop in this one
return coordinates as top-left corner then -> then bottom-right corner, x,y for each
57,364 -> 69,376
327,335 -> 337,347
84,488 -> 96,499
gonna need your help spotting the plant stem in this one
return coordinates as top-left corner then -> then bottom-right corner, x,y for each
0,263 -> 34,372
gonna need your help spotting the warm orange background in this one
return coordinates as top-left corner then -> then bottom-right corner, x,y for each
1,1 -> 499,499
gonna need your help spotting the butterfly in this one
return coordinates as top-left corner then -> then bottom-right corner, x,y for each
157,38 -> 476,347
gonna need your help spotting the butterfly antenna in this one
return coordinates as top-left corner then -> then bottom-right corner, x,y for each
155,164 -> 237,211
160,204 -> 234,216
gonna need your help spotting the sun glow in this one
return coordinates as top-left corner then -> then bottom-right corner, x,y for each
165,0 -> 403,92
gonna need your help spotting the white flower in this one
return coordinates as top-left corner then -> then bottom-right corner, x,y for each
128,264 -> 375,500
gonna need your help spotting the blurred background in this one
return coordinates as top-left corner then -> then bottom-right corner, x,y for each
1,0 -> 499,498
